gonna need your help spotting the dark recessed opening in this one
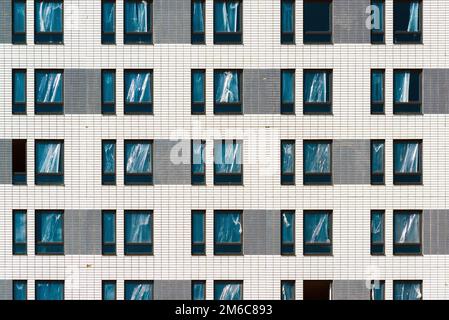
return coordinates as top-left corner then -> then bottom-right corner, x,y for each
12,140 -> 26,173
303,280 -> 332,300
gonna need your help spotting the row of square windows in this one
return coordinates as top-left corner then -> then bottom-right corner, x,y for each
10,139 -> 421,186
11,0 -> 421,45
8,279 -> 423,300
11,69 -> 420,115
11,209 -> 421,256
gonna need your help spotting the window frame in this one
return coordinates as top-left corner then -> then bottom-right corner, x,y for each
13,210 -> 27,255
370,139 -> 385,185
102,210 -> 116,255
371,69 -> 385,114
281,69 -> 295,114
393,69 -> 422,114
191,69 -> 206,115
101,0 -> 116,44
34,139 -> 64,185
12,0 -> 27,44
35,280 -> 64,300
303,69 -> 333,114
393,0 -> 422,44
393,139 -> 422,185
124,0 -> 153,44
192,280 -> 206,300
213,139 -> 243,185
13,280 -> 27,300
34,69 -> 64,114
303,0 -> 333,44
393,210 -> 422,255
192,210 -> 206,255
124,139 -> 153,185
191,139 -> 206,185
102,140 -> 116,185
213,280 -> 243,300
281,280 -> 296,300
281,0 -> 295,44
281,210 -> 295,255
34,0 -> 64,44
124,69 -> 153,114
370,210 -> 385,255
101,69 -> 116,115
191,0 -> 206,44
303,140 -> 333,185
12,69 -> 27,114
213,69 -> 243,114
214,210 -> 243,255
124,210 -> 153,255
102,280 -> 117,300
370,0 -> 385,44
35,210 -> 64,255
12,139 -> 27,185
303,210 -> 333,255
213,0 -> 243,45
281,140 -> 295,185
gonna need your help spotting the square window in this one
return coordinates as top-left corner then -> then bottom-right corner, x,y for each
214,211 -> 242,255
35,210 -> 64,255
35,281 -> 64,300
124,0 -> 152,44
124,70 -> 153,114
303,211 -> 332,255
393,281 -> 422,300
370,280 -> 385,300
102,281 -> 116,300
393,140 -> 422,185
124,211 -> 153,255
393,211 -> 422,255
192,281 -> 206,300
214,70 -> 242,114
303,0 -> 332,44
214,0 -> 242,44
35,70 -> 64,114
125,281 -> 153,300
124,140 -> 153,185
281,280 -> 295,300
34,1 -> 63,44
303,70 -> 332,114
35,140 -> 64,185
214,281 -> 242,300
394,0 -> 422,44
303,141 -> 332,185
214,140 -> 243,185
393,70 -> 421,114
13,280 -> 27,300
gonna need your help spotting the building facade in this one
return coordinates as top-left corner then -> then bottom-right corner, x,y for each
0,0 -> 447,300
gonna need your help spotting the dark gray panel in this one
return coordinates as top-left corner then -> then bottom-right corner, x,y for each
423,69 -> 449,114
64,210 -> 102,255
333,139 -> 370,185
153,139 -> 191,185
154,280 -> 191,300
153,0 -> 191,44
243,70 -> 281,114
333,280 -> 370,300
64,69 -> 101,114
333,0 -> 370,44
423,210 -> 449,255
0,280 -> 12,300
243,210 -> 281,255
0,1 -> 12,44
0,139 -> 12,185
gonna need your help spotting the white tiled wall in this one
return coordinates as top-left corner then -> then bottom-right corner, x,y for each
1,0 -> 449,300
